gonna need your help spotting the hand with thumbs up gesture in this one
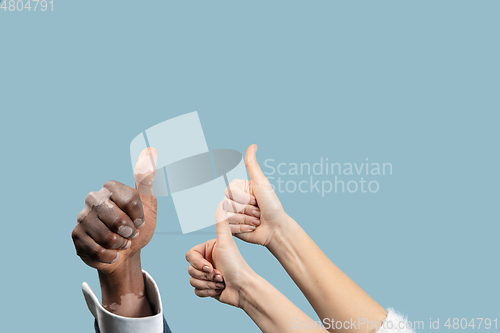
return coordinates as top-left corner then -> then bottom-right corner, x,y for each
186,200 -> 257,307
71,147 -> 158,317
223,144 -> 292,251
221,145 -> 388,333
186,198 -> 328,332
185,144 -> 293,307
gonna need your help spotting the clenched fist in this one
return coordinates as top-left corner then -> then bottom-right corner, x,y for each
72,148 -> 158,274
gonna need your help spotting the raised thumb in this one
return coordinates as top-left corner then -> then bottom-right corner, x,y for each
134,147 -> 158,197
215,201 -> 235,246
244,144 -> 266,182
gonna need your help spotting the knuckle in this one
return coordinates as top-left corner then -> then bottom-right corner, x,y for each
103,180 -> 117,188
88,247 -> 102,261
223,198 -> 234,211
245,205 -> 254,215
105,233 -> 118,248
132,189 -> 140,200
229,179 -> 239,189
108,213 -> 123,228
116,217 -> 129,228
71,228 -> 80,242
76,212 -> 85,223
85,191 -> 97,205
126,197 -> 140,211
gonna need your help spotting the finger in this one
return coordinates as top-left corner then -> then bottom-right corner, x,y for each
230,223 -> 257,234
72,225 -> 120,264
185,243 -> 214,273
225,180 -> 256,205
212,269 -> 224,283
194,288 -> 222,298
190,277 -> 225,290
92,198 -> 138,239
223,197 -> 261,217
79,212 -> 131,250
77,187 -> 112,223
245,144 -> 267,183
188,265 -> 212,281
227,212 -> 260,227
103,180 -> 145,229
188,265 -> 225,282
134,148 -> 157,197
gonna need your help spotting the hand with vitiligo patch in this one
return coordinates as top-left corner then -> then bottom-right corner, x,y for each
72,148 -> 159,317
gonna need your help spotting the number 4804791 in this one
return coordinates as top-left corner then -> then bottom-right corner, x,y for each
1,0 -> 54,11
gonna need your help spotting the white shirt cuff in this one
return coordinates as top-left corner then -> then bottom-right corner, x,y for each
82,270 -> 164,333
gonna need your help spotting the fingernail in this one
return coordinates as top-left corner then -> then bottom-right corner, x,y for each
247,225 -> 256,231
132,230 -> 139,239
250,218 -> 260,226
252,210 -> 261,218
124,240 -> 131,249
202,266 -> 212,273
216,283 -> 225,289
214,275 -> 223,282
134,218 -> 145,229
250,198 -> 257,205
111,252 -> 120,264
118,225 -> 133,238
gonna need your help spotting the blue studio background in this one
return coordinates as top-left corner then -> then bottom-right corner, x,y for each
1,1 -> 498,332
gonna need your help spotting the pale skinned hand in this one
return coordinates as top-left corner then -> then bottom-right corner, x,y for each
72,148 -> 158,274
224,144 -> 290,247
185,239 -> 225,298
186,201 -> 257,308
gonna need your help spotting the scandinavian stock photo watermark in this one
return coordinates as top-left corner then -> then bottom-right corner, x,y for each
263,158 -> 393,197
291,317 -> 498,331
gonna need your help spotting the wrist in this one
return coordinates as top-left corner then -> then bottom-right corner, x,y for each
98,250 -> 142,286
238,270 -> 264,311
98,251 -> 153,317
266,216 -> 308,276
265,214 -> 297,254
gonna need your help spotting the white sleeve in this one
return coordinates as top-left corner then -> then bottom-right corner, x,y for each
81,270 -> 164,333
376,308 -> 416,333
